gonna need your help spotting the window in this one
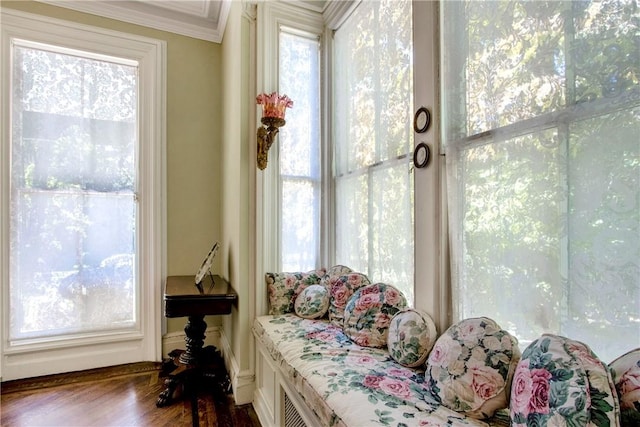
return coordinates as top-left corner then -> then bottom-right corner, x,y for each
1,9 -> 164,380
333,0 -> 414,303
442,0 -> 639,360
279,29 -> 321,272
265,1 -> 414,304
9,41 -> 138,340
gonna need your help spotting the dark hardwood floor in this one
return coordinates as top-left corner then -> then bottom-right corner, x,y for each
0,362 -> 261,427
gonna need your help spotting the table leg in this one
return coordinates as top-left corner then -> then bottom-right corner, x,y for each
180,315 -> 207,365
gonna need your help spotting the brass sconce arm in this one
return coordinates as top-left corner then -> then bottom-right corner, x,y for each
257,117 -> 285,170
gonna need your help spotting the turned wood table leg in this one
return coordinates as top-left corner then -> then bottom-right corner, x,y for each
179,315 -> 207,365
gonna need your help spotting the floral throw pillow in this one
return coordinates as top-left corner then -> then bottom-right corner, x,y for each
266,269 -> 326,315
326,272 -> 371,328
387,308 -> 438,368
610,348 -> 640,427
510,334 -> 620,427
425,317 -> 520,419
294,284 -> 330,319
322,265 -> 353,283
343,283 -> 407,348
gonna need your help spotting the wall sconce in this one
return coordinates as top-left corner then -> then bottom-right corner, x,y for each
256,92 -> 293,170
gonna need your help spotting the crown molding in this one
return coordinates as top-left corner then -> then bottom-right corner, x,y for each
323,0 -> 358,30
38,0 -> 231,43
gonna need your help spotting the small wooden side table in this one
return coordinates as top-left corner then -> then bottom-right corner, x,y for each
156,275 -> 237,420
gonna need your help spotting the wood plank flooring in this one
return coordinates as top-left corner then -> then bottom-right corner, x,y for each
0,362 -> 261,427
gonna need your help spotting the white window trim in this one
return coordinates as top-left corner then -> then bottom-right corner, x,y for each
0,8 -> 166,380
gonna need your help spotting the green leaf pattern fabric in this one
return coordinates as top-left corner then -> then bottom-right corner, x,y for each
387,308 -> 438,368
425,317 -> 520,419
294,284 -> 330,319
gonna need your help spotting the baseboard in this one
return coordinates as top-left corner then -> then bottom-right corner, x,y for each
161,326 -> 255,405
218,327 -> 255,405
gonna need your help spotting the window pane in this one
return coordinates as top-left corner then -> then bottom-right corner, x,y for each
281,179 -> 319,271
334,0 -> 414,174
10,44 -> 137,340
335,174 -> 369,273
444,0 -> 640,361
455,129 -> 565,341
279,30 -> 321,271
567,107 -> 640,354
334,0 -> 414,304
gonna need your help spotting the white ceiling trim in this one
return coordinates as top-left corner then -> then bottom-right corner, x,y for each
38,0 -> 231,43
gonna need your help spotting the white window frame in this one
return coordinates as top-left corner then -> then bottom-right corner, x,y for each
0,8 -> 166,380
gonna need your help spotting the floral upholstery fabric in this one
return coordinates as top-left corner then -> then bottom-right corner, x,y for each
326,272 -> 371,328
253,314 -> 510,427
323,265 -> 354,281
342,283 -> 408,348
266,269 -> 326,315
510,334 -> 620,427
610,348 -> 640,427
425,317 -> 520,419
294,284 -> 330,319
387,308 -> 438,368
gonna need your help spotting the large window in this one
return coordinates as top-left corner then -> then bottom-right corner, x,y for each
1,9 -> 164,380
442,0 -> 639,361
333,0 -> 414,303
9,41 -> 137,340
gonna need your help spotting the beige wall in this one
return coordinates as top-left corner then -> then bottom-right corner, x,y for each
1,1 -> 224,333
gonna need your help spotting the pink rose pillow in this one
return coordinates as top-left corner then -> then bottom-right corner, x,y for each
510,334 -> 620,427
610,348 -> 640,427
425,317 -> 520,419
342,283 -> 407,348
326,272 -> 371,328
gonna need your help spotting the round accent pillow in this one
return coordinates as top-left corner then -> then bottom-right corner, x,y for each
610,348 -> 640,427
425,317 -> 520,419
326,272 -> 371,328
342,283 -> 407,348
294,284 -> 330,319
510,334 -> 620,427
387,308 -> 438,367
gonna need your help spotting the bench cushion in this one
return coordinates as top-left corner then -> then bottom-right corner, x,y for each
254,314 -> 510,427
